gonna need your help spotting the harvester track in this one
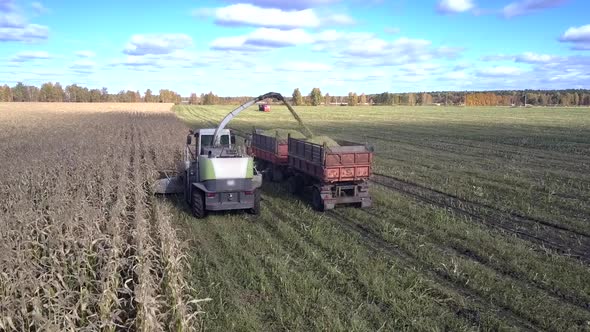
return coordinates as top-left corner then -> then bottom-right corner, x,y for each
356,207 -> 590,311
371,173 -> 590,263
325,210 -> 538,331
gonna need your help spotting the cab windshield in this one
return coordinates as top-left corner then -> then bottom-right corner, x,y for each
200,134 -> 229,146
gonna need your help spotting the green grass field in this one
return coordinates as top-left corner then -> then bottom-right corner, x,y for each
171,105 -> 590,331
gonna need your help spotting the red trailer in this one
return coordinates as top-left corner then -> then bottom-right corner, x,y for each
258,104 -> 271,112
287,137 -> 372,211
249,131 -> 373,211
249,132 -> 288,182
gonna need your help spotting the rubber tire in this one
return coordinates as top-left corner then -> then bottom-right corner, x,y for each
312,188 -> 325,212
272,168 -> 284,182
191,189 -> 206,219
263,168 -> 272,182
287,176 -> 302,195
248,189 -> 261,215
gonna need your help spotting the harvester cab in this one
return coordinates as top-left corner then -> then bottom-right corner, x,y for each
158,126 -> 262,218
191,128 -> 236,156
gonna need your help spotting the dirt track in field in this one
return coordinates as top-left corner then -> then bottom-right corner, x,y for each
371,173 -> 590,263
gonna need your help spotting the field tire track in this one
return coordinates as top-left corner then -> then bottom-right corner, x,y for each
259,186 -> 532,330
324,209 -> 539,331
358,207 -> 590,311
259,198 -> 395,323
371,173 -> 590,263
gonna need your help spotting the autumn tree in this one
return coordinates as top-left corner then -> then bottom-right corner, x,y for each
101,87 -> 109,102
309,87 -> 323,106
54,83 -> 65,102
87,89 -> 100,102
144,89 -> 154,102
0,85 -> 12,102
559,93 -> 571,106
39,82 -> 55,102
573,92 -> 580,106
189,93 -> 198,104
65,84 -> 91,102
407,93 -> 416,106
159,89 -> 182,104
29,86 -> 40,102
292,88 -> 303,106
202,91 -> 219,105
421,93 -> 433,105
348,92 -> 358,106
359,93 -> 367,105
12,83 -> 28,102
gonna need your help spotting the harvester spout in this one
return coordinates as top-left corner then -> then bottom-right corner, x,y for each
212,92 -> 313,146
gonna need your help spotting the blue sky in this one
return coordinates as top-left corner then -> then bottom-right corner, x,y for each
1,0 -> 590,96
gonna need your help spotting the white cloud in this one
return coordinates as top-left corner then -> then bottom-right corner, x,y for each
73,59 -> 96,67
123,34 -> 193,56
515,52 -> 556,63
113,56 -> 157,67
70,59 -> 97,73
480,54 -> 514,61
277,61 -> 332,72
191,7 -> 214,18
0,1 -> 49,41
31,2 -> 49,14
333,37 -> 462,69
199,3 -> 353,28
344,37 -> 392,56
384,27 -> 400,34
445,70 -> 468,79
214,4 -> 321,29
559,25 -> 590,50
11,50 -> 50,61
248,28 -> 314,46
0,0 -> 16,12
211,28 -> 314,50
75,50 -> 96,58
0,23 -> 47,41
323,13 -> 355,25
210,36 -> 251,51
111,50 -> 222,70
477,66 -> 522,77
225,0 -> 340,10
502,0 -> 566,18
209,27 -> 464,68
436,0 -> 475,14
0,12 -> 25,27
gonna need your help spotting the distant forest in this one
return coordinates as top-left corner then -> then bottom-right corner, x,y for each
1,82 -> 590,107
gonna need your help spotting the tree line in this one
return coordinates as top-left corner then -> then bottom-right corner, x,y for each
2,82 -> 590,107
0,82 -> 182,103
367,90 -> 590,107
187,92 -> 253,105
290,88 -> 590,107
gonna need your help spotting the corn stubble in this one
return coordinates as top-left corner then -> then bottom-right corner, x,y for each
0,103 -> 207,331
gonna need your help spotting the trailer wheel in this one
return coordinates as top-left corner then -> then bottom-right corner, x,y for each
272,168 -> 284,182
312,188 -> 325,212
191,189 -> 206,219
287,176 -> 303,195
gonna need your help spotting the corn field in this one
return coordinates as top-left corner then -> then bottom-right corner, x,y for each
0,103 -> 206,331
